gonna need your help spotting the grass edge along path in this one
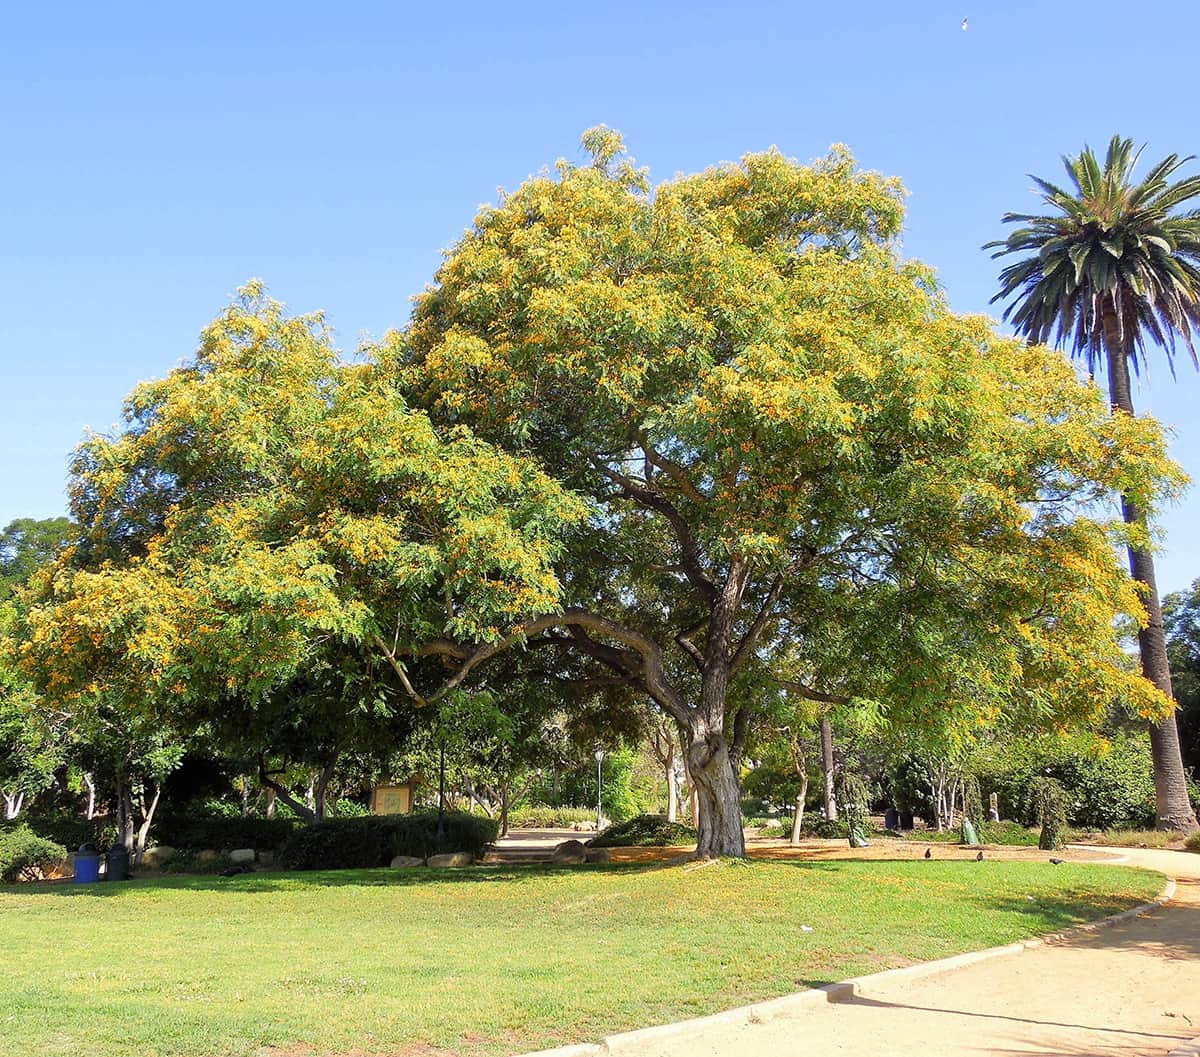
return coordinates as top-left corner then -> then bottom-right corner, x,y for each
0,859 -> 1163,1057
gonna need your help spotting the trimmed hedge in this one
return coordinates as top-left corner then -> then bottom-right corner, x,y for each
0,826 -> 67,883
153,814 -> 297,852
590,814 -> 696,848
3,814 -> 119,853
280,811 -> 498,871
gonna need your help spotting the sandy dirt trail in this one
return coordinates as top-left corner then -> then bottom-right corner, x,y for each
613,845 -> 1200,1057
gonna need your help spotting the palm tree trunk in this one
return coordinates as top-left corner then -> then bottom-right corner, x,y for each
1104,327 -> 1199,833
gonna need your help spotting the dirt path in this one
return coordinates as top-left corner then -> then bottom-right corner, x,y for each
610,845 -> 1200,1057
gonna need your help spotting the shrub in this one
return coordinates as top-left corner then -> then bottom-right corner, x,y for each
13,814 -> 119,852
1185,831 -> 1200,854
0,826 -> 67,883
279,811 -> 498,871
506,805 -> 596,829
777,812 -> 849,840
153,813 -> 297,851
590,814 -> 696,848
158,849 -> 229,874
975,733 -> 1156,830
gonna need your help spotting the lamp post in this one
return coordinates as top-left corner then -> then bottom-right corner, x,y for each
594,748 -> 605,831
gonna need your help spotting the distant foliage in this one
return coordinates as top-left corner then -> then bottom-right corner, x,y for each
8,813 -> 119,853
975,733 -> 1157,830
506,805 -> 596,829
0,826 -> 66,882
590,814 -> 696,848
279,811 -> 498,870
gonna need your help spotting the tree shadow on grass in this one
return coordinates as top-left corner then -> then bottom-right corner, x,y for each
5,860 -> 671,898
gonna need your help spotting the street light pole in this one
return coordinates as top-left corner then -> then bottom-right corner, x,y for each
594,748 -> 605,831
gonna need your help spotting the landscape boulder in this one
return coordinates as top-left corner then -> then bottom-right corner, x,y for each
390,855 -> 425,868
585,847 -> 611,864
229,848 -> 256,865
427,852 -> 474,868
552,839 -> 588,864
140,845 -> 176,867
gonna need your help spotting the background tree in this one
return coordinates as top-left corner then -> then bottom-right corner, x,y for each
0,518 -> 76,601
1164,580 -> 1200,774
988,135 -> 1200,831
391,128 -> 1182,855
18,285 -> 583,836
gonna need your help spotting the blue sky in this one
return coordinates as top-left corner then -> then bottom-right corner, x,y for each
4,1 -> 1200,591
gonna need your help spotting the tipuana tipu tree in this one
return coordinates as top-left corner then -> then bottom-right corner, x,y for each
387,128 -> 1181,856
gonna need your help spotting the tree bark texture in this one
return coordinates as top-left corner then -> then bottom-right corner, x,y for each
820,717 -> 838,821
1103,317 -> 1199,833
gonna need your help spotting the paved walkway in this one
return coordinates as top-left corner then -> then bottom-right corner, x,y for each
613,846 -> 1200,1057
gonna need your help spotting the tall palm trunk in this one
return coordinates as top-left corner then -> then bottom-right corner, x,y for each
1104,312 -> 1199,832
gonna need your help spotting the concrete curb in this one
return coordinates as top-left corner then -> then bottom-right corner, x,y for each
517,875 -> 1176,1057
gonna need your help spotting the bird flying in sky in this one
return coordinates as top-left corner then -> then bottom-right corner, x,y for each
962,17 -> 969,30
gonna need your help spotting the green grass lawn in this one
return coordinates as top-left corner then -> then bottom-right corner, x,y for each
0,860 -> 1161,1057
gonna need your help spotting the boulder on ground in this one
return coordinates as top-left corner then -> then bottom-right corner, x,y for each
427,852 -> 474,868
140,845 -> 175,867
585,847 -> 611,864
195,850 -> 221,864
390,855 -> 425,868
256,850 -> 276,868
229,848 -> 256,864
552,839 -> 588,864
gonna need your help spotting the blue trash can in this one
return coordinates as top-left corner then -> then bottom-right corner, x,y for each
74,844 -> 101,884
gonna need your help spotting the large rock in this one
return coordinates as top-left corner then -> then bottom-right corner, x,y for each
195,850 -> 222,864
390,855 -> 425,868
140,845 -> 176,867
552,839 -> 588,864
256,850 -> 276,868
229,848 -> 256,864
427,852 -> 474,868
585,847 -> 611,864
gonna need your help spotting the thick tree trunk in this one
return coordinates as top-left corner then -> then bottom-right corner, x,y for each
1104,329 -> 1199,833
785,727 -> 809,845
666,755 -> 678,824
313,753 -> 338,823
820,717 -> 838,821
264,787 -> 277,819
685,723 -> 745,857
117,784 -> 135,851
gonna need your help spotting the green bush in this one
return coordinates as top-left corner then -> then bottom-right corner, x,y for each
153,813 -> 297,851
1186,831 -> 1200,854
776,812 -> 849,840
10,814 -> 119,852
590,814 -> 696,848
975,733 -> 1156,830
0,826 -> 67,883
279,811 -> 498,871
506,805 -> 596,829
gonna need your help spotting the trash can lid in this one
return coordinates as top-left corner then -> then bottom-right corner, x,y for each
78,843 -> 97,854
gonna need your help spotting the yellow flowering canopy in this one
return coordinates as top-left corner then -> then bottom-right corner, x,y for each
388,128 -> 1182,753
21,284 -> 585,715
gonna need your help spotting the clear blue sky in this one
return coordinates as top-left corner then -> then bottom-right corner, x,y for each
4,1 -> 1200,591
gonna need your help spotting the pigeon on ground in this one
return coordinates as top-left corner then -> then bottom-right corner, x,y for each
1049,858 -> 1064,865
975,851 -> 984,861
924,847 -> 932,859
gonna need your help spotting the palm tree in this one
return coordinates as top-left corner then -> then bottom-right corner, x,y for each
988,136 -> 1200,833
